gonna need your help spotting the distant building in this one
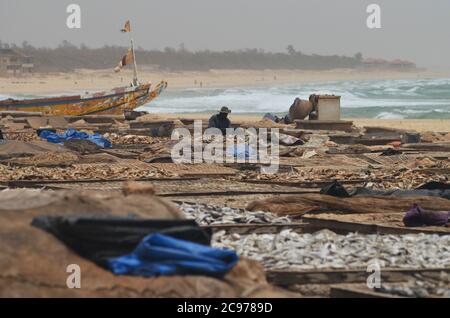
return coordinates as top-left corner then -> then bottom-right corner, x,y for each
388,59 -> 416,70
361,58 -> 416,71
361,58 -> 389,69
0,48 -> 34,76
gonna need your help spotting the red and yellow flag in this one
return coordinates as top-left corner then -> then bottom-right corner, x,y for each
121,20 -> 131,33
114,48 -> 134,72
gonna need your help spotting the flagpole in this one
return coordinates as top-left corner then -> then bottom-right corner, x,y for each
130,37 -> 139,86
126,20 -> 139,86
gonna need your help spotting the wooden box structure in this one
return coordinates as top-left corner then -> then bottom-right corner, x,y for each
316,95 -> 341,120
295,120 -> 354,132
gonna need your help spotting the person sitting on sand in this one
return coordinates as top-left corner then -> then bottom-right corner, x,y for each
263,96 -> 317,124
209,106 -> 232,135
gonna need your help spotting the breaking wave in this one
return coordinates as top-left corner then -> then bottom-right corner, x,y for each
143,77 -> 450,119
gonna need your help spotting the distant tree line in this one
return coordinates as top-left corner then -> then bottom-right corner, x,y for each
0,40 -> 364,72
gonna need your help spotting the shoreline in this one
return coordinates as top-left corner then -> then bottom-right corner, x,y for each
1,68 -> 450,95
143,112 -> 450,133
1,68 -> 450,132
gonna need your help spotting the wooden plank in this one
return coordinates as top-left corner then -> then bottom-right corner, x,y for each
2,177 -> 201,187
179,173 -> 237,178
160,189 -> 318,197
0,111 -> 42,117
65,115 -> 124,124
402,143 -> 450,152
267,268 -> 450,286
330,285 -> 401,298
302,216 -> 450,236
240,178 -> 395,188
295,120 -> 354,132
203,223 -> 308,235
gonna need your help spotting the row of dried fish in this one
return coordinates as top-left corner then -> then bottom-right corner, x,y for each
103,133 -> 158,145
4,152 -> 79,167
2,132 -> 41,142
378,272 -> 450,298
0,163 -> 175,181
213,230 -> 450,270
237,165 -> 449,190
178,202 -> 292,225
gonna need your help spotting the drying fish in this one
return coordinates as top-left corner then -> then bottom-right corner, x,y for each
104,133 -> 158,145
378,272 -> 450,298
178,202 -> 292,225
213,230 -> 450,271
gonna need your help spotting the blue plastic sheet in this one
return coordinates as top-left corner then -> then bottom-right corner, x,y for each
39,129 -> 112,148
107,233 -> 239,277
226,144 -> 257,161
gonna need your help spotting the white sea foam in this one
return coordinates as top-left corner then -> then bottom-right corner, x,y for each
141,77 -> 450,119
3,78 -> 450,119
375,112 -> 405,119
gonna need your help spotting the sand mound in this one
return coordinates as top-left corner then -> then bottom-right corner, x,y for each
0,189 -> 291,297
78,153 -> 120,164
0,140 -> 67,159
135,114 -> 163,122
247,194 -> 450,216
6,152 -> 79,167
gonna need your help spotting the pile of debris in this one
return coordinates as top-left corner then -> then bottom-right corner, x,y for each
213,230 -> 450,270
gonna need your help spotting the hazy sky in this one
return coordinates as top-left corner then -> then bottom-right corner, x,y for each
1,0 -> 449,70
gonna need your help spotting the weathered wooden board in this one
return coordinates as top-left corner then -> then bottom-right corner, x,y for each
302,215 -> 450,236
267,268 -> 450,286
203,223 -> 308,235
330,285 -> 402,298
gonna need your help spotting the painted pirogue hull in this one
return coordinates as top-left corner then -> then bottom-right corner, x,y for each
0,81 -> 167,116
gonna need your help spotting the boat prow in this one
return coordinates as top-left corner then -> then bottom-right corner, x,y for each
0,80 -> 168,116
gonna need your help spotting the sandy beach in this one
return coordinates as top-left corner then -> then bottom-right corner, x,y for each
1,68 -> 450,132
151,113 -> 450,133
1,68 -> 449,94
2,69 -> 450,298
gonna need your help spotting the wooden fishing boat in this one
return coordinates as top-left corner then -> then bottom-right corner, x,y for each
0,20 -> 167,116
0,81 -> 167,116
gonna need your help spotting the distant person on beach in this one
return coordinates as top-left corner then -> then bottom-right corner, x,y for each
209,106 -> 232,135
0,129 -> 3,140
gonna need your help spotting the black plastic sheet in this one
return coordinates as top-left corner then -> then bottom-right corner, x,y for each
321,181 -> 450,200
32,215 -> 211,267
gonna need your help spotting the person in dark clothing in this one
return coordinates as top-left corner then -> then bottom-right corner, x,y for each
0,129 -> 3,140
208,106 -> 232,135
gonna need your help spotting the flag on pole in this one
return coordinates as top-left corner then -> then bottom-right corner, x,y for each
121,20 -> 131,33
114,48 -> 134,72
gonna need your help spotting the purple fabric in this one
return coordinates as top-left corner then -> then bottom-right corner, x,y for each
403,204 -> 449,227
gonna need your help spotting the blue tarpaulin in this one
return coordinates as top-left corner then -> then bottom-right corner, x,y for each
107,233 -> 239,277
39,129 -> 112,148
226,143 -> 257,161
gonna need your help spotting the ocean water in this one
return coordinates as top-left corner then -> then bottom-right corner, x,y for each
142,77 -> 450,119
2,78 -> 450,119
